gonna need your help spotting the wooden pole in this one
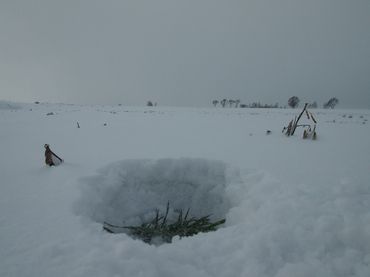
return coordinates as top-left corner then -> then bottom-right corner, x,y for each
291,103 -> 308,135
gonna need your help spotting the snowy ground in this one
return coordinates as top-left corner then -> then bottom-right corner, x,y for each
1,101 -> 369,277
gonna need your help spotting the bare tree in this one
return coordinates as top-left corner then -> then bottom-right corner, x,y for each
212,100 -> 219,107
323,98 -> 339,109
220,99 -> 227,108
288,96 -> 300,108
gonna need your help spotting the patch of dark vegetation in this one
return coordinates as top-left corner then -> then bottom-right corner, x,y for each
103,202 -> 225,244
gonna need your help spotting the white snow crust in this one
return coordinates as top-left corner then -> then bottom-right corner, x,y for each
0,103 -> 369,277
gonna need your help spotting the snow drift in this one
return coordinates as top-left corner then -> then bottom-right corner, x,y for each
75,158 -> 232,235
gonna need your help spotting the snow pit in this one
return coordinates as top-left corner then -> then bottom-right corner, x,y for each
75,158 -> 232,242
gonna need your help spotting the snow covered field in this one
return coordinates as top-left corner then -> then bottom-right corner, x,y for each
1,101 -> 369,277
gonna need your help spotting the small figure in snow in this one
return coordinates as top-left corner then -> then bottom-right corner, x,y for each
44,144 -> 63,166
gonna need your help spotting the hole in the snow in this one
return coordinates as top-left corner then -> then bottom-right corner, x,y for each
75,158 -> 231,244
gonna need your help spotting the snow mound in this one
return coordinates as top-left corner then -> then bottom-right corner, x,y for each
75,158 -> 231,233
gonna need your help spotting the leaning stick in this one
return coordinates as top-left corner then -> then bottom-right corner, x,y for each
310,112 -> 317,124
50,150 -> 63,162
291,103 -> 308,135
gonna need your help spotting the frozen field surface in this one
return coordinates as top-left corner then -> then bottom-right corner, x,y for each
1,101 -> 370,277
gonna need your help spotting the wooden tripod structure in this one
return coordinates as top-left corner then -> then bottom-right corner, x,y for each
283,103 -> 317,140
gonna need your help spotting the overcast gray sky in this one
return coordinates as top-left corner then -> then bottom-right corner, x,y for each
1,0 -> 369,108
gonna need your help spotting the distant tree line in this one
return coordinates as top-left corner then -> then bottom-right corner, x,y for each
212,97 -> 339,109
212,99 -> 241,108
212,99 -> 281,109
287,96 -> 339,109
241,102 -> 280,109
